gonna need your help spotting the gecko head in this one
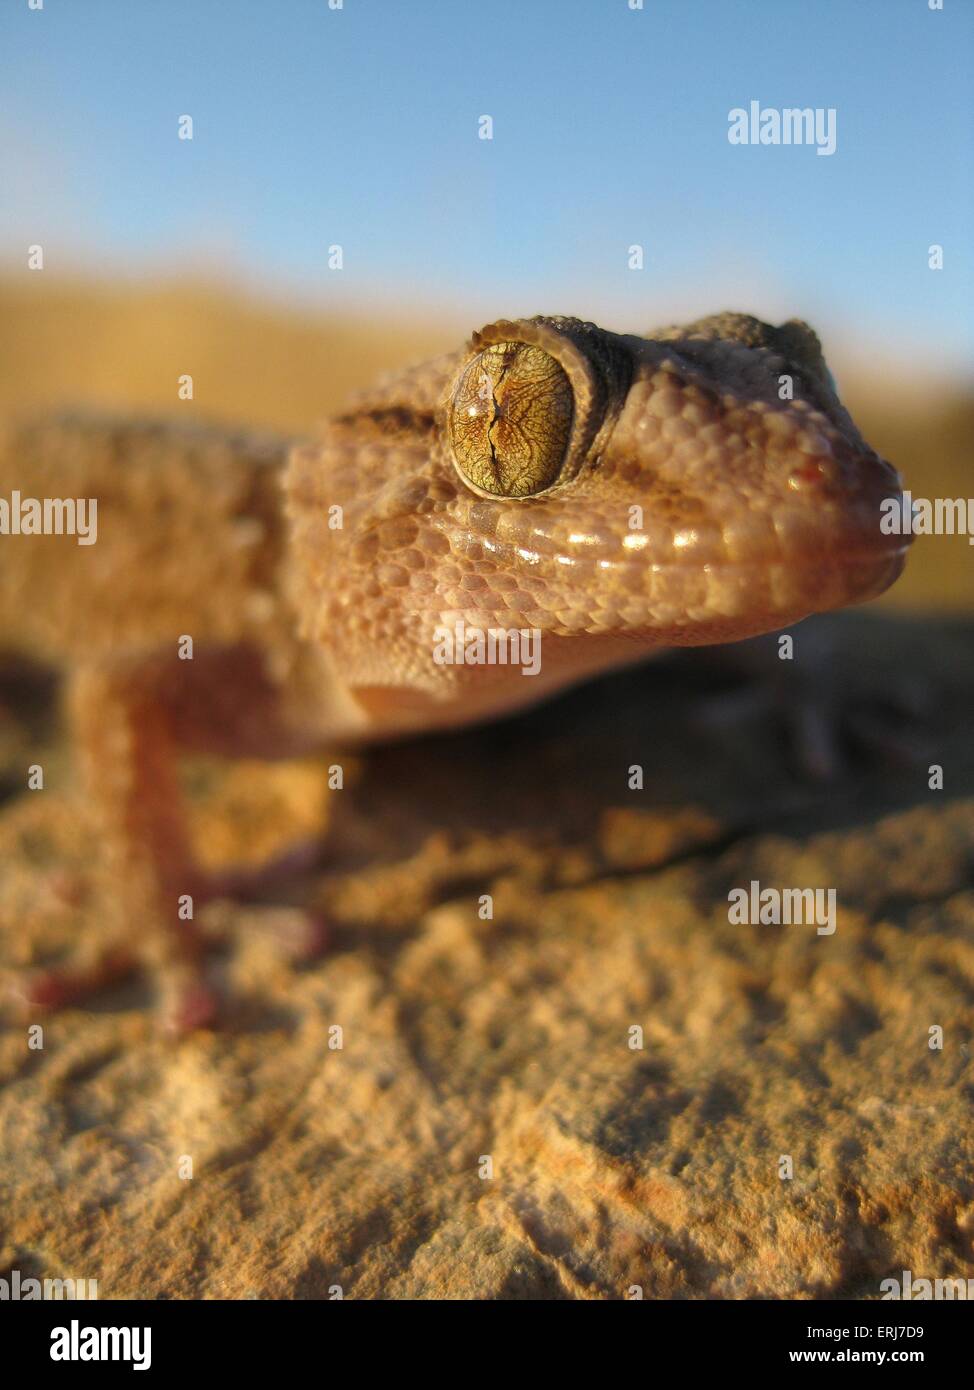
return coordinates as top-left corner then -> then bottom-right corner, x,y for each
285,312 -> 910,721
430,312 -> 910,652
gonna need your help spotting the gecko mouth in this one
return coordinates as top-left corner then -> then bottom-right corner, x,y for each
421,521 -> 909,643
428,442 -> 912,634
443,517 -> 911,576
443,460 -> 911,581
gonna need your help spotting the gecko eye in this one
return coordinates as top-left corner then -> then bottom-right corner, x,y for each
448,341 -> 574,497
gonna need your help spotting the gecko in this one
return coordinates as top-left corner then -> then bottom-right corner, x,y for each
0,312 -> 910,1028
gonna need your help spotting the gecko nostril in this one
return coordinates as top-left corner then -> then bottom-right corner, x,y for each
787,458 -> 839,491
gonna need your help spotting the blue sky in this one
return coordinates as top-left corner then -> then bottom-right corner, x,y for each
1,0 -> 971,373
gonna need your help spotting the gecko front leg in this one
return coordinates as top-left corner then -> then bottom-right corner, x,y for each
19,647 -> 328,1032
0,415 -> 339,1028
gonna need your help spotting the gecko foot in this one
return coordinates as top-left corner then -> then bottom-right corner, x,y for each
8,887 -> 330,1032
13,945 -> 139,1012
12,951 -> 218,1038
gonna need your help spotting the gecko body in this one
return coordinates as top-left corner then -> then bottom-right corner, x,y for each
0,313 -> 910,1023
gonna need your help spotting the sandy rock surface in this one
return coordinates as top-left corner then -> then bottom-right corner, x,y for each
1,612 -> 972,1300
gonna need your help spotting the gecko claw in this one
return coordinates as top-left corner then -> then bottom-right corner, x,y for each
10,946 -> 138,1012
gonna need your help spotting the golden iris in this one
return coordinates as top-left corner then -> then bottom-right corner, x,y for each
449,342 -> 573,497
